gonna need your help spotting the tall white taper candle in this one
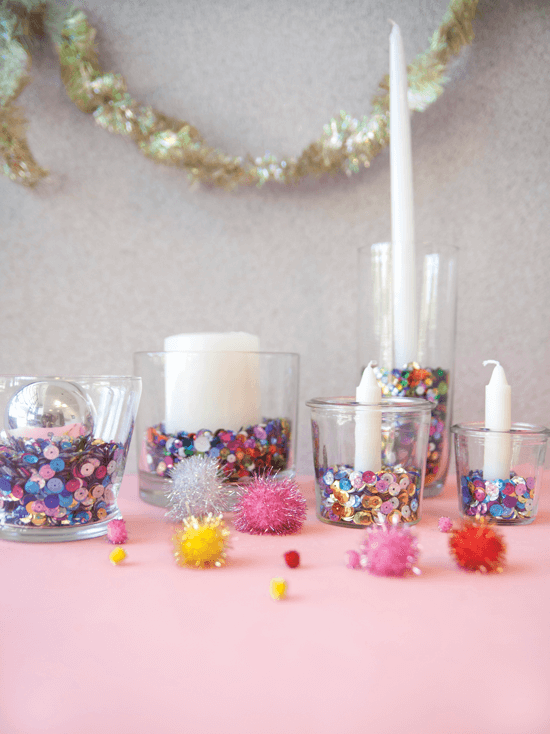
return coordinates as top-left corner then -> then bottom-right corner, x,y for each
390,22 -> 417,367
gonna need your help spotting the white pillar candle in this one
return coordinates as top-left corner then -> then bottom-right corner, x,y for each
163,332 -> 261,434
390,22 -> 417,367
482,360 -> 512,481
354,361 -> 382,472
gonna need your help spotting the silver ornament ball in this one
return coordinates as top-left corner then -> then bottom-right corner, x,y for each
6,380 -> 95,434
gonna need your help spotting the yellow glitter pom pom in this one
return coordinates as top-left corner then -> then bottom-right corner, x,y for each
270,577 -> 287,601
109,547 -> 127,565
172,514 -> 230,569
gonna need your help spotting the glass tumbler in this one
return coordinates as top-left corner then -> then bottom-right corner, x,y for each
358,241 -> 458,497
134,351 -> 299,507
307,396 -> 431,527
452,422 -> 549,525
0,375 -> 141,542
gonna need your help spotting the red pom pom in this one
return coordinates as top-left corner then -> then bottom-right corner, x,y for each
284,550 -> 300,568
449,519 -> 506,573
233,475 -> 307,535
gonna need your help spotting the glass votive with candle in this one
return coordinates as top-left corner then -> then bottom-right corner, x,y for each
134,341 -> 299,507
306,396 -> 431,527
451,423 -> 549,525
0,375 -> 141,542
358,241 -> 458,498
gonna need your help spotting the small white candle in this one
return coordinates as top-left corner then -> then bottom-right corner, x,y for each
354,361 -> 382,472
390,22 -> 417,367
164,332 -> 261,434
482,360 -> 512,481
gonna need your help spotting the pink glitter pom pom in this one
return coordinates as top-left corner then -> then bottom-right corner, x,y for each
346,549 -> 361,569
233,475 -> 307,535
359,523 -> 420,577
438,516 -> 453,533
107,519 -> 128,544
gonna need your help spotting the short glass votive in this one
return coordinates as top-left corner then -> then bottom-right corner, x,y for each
134,351 -> 299,507
358,242 -> 458,498
451,422 -> 550,525
0,375 -> 141,542
306,397 -> 431,527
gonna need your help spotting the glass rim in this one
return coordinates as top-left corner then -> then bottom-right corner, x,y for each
451,421 -> 550,437
134,350 -> 299,358
306,396 -> 432,413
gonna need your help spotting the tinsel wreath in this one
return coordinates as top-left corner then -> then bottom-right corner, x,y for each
0,0 -> 478,189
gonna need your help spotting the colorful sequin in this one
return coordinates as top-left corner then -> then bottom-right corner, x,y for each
0,434 -> 125,528
375,363 -> 450,485
316,465 -> 421,527
460,470 -> 537,523
144,418 -> 291,481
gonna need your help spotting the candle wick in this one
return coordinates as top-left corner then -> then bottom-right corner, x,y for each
388,18 -> 397,27
367,360 -> 378,369
482,359 -> 500,368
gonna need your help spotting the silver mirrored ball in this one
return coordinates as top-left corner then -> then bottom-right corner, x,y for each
6,380 -> 95,435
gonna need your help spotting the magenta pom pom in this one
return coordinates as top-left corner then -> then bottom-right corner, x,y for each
438,516 -> 453,533
107,518 -> 128,544
233,475 -> 307,535
359,523 -> 420,577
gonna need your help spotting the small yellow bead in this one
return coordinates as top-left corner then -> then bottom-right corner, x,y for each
270,577 -> 287,600
109,547 -> 127,565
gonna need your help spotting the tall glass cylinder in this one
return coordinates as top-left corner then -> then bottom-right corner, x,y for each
358,242 -> 458,497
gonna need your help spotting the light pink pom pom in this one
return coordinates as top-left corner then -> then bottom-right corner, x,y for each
107,519 -> 128,544
233,475 -> 307,535
438,516 -> 453,533
359,523 -> 419,577
346,549 -> 361,569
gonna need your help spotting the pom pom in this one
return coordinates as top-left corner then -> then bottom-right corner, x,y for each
233,475 -> 307,535
172,514 -> 230,569
345,549 -> 361,570
284,550 -> 300,568
270,577 -> 287,600
449,518 -> 506,573
358,522 -> 420,577
438,516 -> 453,533
109,547 -> 127,565
107,518 -> 128,544
167,455 -> 239,520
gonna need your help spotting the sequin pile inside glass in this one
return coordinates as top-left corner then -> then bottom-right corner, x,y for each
145,418 -> 291,482
375,364 -> 449,485
0,435 -> 125,528
317,465 -> 421,527
460,470 -> 536,524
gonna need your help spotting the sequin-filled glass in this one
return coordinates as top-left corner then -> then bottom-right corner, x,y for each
358,242 -> 458,497
134,351 -> 299,507
307,396 -> 431,527
0,375 -> 141,542
451,422 -> 549,525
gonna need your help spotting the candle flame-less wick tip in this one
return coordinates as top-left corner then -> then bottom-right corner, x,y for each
389,18 -> 397,26
482,360 -> 500,368
366,360 -> 378,369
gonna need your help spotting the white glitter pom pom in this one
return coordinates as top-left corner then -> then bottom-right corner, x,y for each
166,455 -> 239,521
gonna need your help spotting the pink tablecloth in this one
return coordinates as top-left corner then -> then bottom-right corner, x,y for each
1,474 -> 549,734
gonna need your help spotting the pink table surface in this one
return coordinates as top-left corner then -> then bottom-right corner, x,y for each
1,473 -> 550,734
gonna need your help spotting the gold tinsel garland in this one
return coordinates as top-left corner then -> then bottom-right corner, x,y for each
0,0 -> 478,190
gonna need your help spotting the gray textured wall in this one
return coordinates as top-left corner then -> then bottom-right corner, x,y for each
1,0 -> 549,475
